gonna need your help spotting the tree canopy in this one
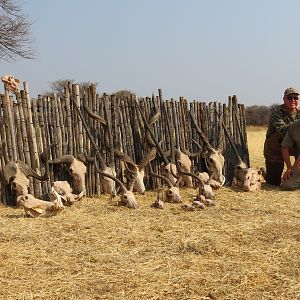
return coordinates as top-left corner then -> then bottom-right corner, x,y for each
112,89 -> 134,100
44,79 -> 98,96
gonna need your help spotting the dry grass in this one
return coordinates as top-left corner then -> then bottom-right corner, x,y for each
1,126 -> 300,300
247,126 -> 267,167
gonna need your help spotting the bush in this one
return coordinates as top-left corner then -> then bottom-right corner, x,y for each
245,105 -> 271,126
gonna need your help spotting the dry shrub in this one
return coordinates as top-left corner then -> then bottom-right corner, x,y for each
0,127 -> 299,300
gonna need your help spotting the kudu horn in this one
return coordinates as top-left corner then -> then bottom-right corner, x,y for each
214,109 -> 245,165
135,101 -> 169,165
71,95 -> 106,170
189,110 -> 214,152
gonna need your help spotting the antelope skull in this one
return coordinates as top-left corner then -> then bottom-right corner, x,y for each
1,160 -> 48,197
189,110 -> 225,186
48,155 -> 87,195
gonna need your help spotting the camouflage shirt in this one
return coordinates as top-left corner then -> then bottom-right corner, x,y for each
266,104 -> 300,139
281,119 -> 300,152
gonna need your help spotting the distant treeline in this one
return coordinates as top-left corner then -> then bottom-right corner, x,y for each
245,105 -> 276,126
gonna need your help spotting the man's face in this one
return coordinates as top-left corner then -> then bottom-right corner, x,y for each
284,93 -> 299,110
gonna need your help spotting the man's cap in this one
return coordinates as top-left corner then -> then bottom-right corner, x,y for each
284,87 -> 300,96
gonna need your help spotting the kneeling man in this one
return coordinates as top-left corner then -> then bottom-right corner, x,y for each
281,119 -> 300,189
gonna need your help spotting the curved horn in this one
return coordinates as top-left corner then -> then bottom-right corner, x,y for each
145,109 -> 160,147
82,91 -> 114,168
214,109 -> 244,164
162,102 -> 175,161
181,139 -> 203,158
18,161 -> 48,181
124,163 -> 136,177
216,113 -> 225,151
148,162 -> 173,188
172,154 -> 184,188
76,153 -> 95,164
39,142 -> 57,163
103,94 -> 115,168
170,163 -> 177,178
176,162 -> 204,187
82,98 -> 111,153
48,155 -> 75,165
83,99 -> 107,125
177,169 -> 203,184
136,101 -> 169,165
189,111 -> 214,152
94,159 -> 127,193
192,138 -> 203,152
163,162 -> 182,188
71,96 -> 107,170
114,149 -> 138,174
174,176 -> 183,188
138,147 -> 157,170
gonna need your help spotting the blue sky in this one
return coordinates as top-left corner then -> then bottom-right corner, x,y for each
1,0 -> 300,106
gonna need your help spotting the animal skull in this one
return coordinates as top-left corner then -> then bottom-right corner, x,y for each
17,194 -> 64,218
232,163 -> 263,192
1,75 -> 20,93
2,160 -> 48,198
204,149 -> 225,185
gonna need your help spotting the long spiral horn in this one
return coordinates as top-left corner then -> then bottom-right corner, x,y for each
189,110 -> 214,152
136,101 -> 170,165
48,155 -> 75,165
214,109 -> 244,165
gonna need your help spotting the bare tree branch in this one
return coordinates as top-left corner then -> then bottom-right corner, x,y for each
0,0 -> 34,60
43,79 -> 98,96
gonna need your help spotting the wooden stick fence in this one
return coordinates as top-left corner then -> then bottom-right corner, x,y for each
0,82 -> 249,205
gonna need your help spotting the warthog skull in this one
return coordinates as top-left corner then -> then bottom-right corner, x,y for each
243,168 -> 262,192
17,193 -> 64,218
233,165 -> 262,192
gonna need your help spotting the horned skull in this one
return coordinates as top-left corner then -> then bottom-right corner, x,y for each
2,160 -> 48,198
204,149 -> 225,185
189,110 -> 225,186
48,155 -> 87,195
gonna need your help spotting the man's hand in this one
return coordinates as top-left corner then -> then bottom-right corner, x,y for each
295,156 -> 300,169
283,169 -> 293,181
